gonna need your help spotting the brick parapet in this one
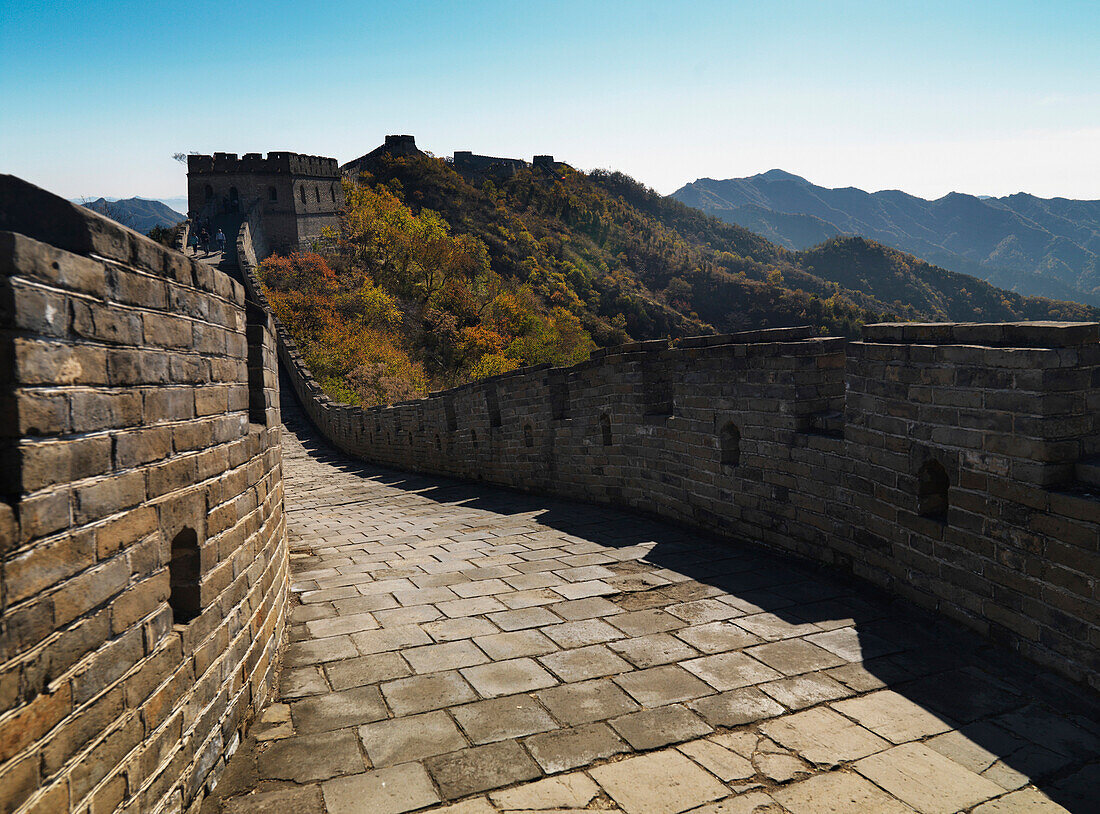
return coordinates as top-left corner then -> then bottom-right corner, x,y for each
239,208 -> 1098,692
0,175 -> 287,814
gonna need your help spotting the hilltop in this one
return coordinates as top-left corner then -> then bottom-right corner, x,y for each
77,196 -> 185,232
673,172 -> 1100,305
259,144 -> 1098,406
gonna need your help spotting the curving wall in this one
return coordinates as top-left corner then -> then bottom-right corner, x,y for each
238,222 -> 1099,693
0,175 -> 288,814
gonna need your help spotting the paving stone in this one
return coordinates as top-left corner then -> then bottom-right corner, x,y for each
613,664 -> 713,707
744,639 -> 846,675
734,613 -> 820,641
452,694 -> 559,743
681,651 -> 783,691
676,739 -> 755,782
498,587 -> 565,608
325,652 -> 412,691
223,786 -> 326,814
590,749 -> 729,814
358,710 -> 468,766
773,771 -> 915,814
536,678 -> 640,726
438,596 -> 509,617
610,704 -> 712,750
403,640 -> 490,673
606,609 -> 683,636
825,662 -> 889,692
760,706 -> 889,766
280,666 -> 329,699
462,657 -> 558,697
690,687 -> 785,727
551,579 -> 617,599
488,772 -> 601,810
971,788 -> 1073,813
539,644 -> 633,682
305,611 -> 380,638
373,603 -> 444,627
681,791 -> 783,814
256,730 -> 366,782
422,616 -> 499,642
381,670 -> 479,715
333,593 -> 400,614
673,621 -> 763,654
549,596 -> 623,620
474,629 -> 559,660
609,632 -> 699,668
487,606 -> 563,631
832,690 -> 953,744
992,706 -> 1100,758
667,598 -> 743,624
289,686 -> 388,733
525,722 -> 629,773
322,763 -> 441,814
854,742 -> 1006,814
287,635 -> 358,667
804,626 -> 900,663
425,740 -> 542,799
758,673 -> 852,710
351,624 -> 432,655
427,798 -> 498,814
754,749 -> 811,783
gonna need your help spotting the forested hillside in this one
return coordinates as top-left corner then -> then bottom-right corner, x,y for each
259,150 -> 1098,406
674,171 -> 1100,305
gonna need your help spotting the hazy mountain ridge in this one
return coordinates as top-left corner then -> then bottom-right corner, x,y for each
77,197 -> 185,232
672,172 -> 1100,305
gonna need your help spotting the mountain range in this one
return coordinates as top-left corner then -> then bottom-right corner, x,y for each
672,171 -> 1100,306
76,197 -> 185,233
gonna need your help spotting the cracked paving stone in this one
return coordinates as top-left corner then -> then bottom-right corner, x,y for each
474,629 -> 559,660
610,632 -> 700,668
488,771 -> 601,810
758,672 -> 853,710
539,644 -> 633,682
676,738 -> 755,782
772,771 -> 915,814
402,640 -> 490,673
760,706 -> 889,767
832,689 -> 953,744
325,651 -> 412,691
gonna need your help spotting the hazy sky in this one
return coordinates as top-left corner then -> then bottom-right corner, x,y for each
2,0 -> 1097,202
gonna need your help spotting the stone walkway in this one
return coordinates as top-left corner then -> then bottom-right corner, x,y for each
204,391 -> 1100,814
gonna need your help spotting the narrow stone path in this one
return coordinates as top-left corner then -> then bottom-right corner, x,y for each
204,389 -> 1100,814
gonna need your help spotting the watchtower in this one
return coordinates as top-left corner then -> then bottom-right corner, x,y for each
187,151 -> 344,255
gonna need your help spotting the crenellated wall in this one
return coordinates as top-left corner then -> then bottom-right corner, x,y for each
0,175 -> 288,814
237,223 -> 1099,692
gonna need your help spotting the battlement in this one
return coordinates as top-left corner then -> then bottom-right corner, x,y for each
187,151 -> 340,178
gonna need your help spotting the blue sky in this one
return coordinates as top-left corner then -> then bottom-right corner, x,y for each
1,0 -> 1097,202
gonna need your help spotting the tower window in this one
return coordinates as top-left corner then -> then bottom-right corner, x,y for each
918,460 -> 949,521
204,184 -> 214,201
268,186 -> 277,201
168,527 -> 201,624
300,186 -> 306,204
331,184 -> 337,203
600,414 -> 612,446
524,424 -> 534,448
315,186 -> 320,203
720,422 -> 741,468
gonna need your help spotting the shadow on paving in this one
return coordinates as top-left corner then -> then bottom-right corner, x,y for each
276,379 -> 1100,813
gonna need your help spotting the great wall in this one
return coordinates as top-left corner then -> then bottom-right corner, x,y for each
1,146 -> 1098,812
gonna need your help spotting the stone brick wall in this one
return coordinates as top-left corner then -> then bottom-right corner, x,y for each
238,225 -> 1098,692
0,175 -> 288,814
